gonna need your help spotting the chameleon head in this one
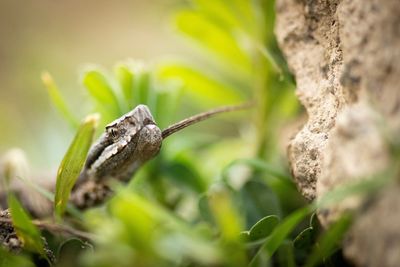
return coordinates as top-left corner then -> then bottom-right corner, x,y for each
103,104 -> 162,161
82,104 -> 162,183
105,104 -> 156,139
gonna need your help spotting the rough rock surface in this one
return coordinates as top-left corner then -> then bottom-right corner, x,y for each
275,0 -> 400,265
344,186 -> 400,267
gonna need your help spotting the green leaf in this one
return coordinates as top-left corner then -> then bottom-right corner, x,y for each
315,174 -> 391,209
277,241 -> 296,267
198,194 -> 214,225
192,0 -> 241,31
134,68 -> 151,106
174,10 -> 252,71
305,214 -> 353,267
7,193 -> 45,256
293,213 -> 321,250
249,207 -> 311,266
114,63 -> 134,110
114,61 -> 153,112
238,231 -> 250,241
208,188 -> 243,242
207,188 -> 247,266
309,212 -> 321,236
193,0 -> 261,40
153,89 -> 182,129
41,71 -> 79,128
293,227 -> 314,250
239,180 -> 281,228
158,63 -> 244,105
222,158 -> 291,182
82,69 -> 121,118
54,114 -> 99,217
248,215 -> 279,241
57,238 -> 93,266
163,160 -> 207,193
0,247 -> 34,267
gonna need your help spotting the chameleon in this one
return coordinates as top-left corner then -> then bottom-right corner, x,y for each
70,103 -> 251,209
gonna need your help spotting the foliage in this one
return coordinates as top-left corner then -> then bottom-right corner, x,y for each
7,194 -> 46,257
4,0 -> 395,267
54,114 -> 98,217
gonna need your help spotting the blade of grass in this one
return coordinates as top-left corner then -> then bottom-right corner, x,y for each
0,246 -> 35,267
54,114 -> 99,217
7,193 -> 46,257
114,63 -> 134,110
314,172 -> 392,210
248,215 -> 279,241
82,69 -> 121,118
158,63 -> 244,105
222,158 -> 291,182
249,206 -> 311,266
174,10 -> 252,71
305,214 -> 353,267
41,71 -> 79,128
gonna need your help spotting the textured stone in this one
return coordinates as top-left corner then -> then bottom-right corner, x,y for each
344,186 -> 400,267
275,0 -> 400,265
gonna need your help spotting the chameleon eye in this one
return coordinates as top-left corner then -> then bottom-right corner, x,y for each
143,118 -> 154,125
110,129 -> 117,138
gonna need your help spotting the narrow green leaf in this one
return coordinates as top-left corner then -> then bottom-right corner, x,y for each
277,241 -> 296,267
164,160 -> 207,193
158,63 -> 243,105
174,10 -> 252,71
0,247 -> 35,267
153,89 -> 182,129
193,0 -> 241,31
82,69 -> 121,117
134,69 -> 151,106
249,207 -> 311,266
239,181 -> 281,227
315,174 -> 391,209
207,188 -> 247,266
248,215 -> 279,241
222,158 -> 290,182
54,114 -> 99,217
41,71 -> 79,128
208,188 -> 243,242
57,238 -> 93,266
198,194 -> 214,225
7,193 -> 45,256
293,213 -> 321,250
256,45 -> 283,76
309,212 -> 321,235
238,231 -> 250,241
293,227 -> 314,250
114,63 -> 134,110
305,214 -> 353,267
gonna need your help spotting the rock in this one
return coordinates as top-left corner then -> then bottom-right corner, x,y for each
275,0 -> 400,265
344,186 -> 400,267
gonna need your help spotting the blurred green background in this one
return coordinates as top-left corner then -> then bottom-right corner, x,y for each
0,0 -> 186,168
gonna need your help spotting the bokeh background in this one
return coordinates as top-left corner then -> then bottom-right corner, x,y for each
0,0 -> 185,168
